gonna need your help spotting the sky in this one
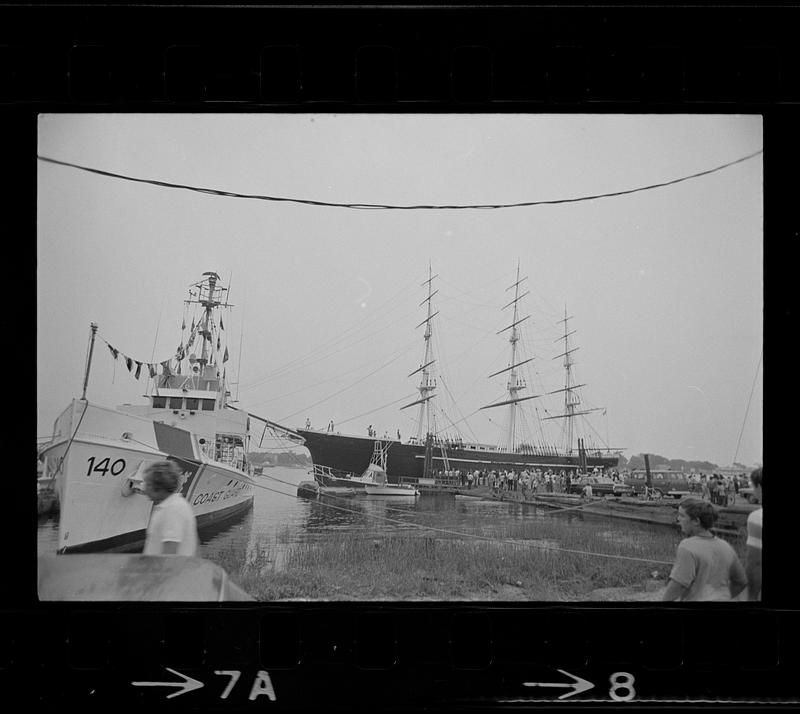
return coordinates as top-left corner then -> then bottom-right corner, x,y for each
37,114 -> 762,468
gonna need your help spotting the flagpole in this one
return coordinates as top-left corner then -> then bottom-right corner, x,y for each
81,323 -> 98,400
236,305 -> 244,403
147,288 -> 166,396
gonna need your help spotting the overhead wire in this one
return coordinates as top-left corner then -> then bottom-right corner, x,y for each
38,149 -> 761,211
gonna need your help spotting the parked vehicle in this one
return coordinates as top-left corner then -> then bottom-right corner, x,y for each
567,475 -> 633,497
623,470 -> 692,499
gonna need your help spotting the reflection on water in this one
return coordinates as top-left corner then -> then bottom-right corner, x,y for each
37,513 -> 58,554
38,466 -> 678,568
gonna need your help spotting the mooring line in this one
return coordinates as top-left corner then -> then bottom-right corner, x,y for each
255,471 -> 675,566
265,470 -> 628,520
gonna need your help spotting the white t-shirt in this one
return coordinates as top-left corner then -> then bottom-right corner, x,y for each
143,492 -> 199,556
746,507 -> 763,549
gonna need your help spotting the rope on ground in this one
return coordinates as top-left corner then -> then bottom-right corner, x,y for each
256,471 -> 675,566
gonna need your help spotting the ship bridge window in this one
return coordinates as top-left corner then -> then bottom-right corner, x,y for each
152,396 -> 167,409
185,398 -> 199,410
202,399 -> 215,411
169,397 -> 184,409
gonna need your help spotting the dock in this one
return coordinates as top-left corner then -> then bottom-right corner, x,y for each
399,475 -> 461,495
495,492 -> 756,539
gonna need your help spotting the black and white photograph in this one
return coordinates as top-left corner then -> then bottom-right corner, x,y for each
37,113 -> 762,602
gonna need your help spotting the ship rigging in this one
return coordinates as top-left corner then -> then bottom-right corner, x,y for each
297,264 -> 619,482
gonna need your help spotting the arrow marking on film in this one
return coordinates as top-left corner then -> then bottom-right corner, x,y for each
132,668 -> 204,698
523,669 -> 595,700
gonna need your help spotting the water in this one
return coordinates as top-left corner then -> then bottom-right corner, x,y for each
37,466 -> 678,568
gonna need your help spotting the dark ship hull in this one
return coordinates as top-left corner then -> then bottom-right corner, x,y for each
298,429 -> 618,483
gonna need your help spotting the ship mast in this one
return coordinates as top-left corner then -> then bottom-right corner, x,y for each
558,308 -> 578,454
479,262 -> 539,451
185,271 -> 231,401
502,264 -> 527,450
198,275 -> 216,368
544,307 -> 602,455
401,264 -> 439,443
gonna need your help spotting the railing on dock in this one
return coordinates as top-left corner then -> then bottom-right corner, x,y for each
310,463 -> 361,484
399,473 -> 461,493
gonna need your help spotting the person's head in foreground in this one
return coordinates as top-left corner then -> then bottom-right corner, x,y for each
676,497 -> 717,536
143,460 -> 182,504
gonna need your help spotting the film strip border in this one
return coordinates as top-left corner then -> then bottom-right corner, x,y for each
3,608 -> 799,706
0,7 -> 798,104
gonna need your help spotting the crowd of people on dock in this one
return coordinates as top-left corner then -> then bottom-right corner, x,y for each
436,468 -> 578,495
429,466 -> 756,504
685,472 -> 751,504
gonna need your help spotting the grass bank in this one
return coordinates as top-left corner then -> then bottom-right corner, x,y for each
211,511 -> 747,601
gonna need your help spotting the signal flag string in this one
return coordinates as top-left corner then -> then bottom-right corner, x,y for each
37,149 -> 761,211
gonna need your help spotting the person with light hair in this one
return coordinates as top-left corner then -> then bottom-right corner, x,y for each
662,497 -> 747,601
142,460 -> 198,556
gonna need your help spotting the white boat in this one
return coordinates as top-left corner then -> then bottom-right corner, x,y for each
310,441 -> 419,496
40,271 -> 303,554
361,448 -> 419,497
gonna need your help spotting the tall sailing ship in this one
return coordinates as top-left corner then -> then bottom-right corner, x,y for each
298,265 -> 619,484
40,271 -> 297,554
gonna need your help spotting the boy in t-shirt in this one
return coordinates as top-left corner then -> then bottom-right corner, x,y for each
662,497 -> 747,601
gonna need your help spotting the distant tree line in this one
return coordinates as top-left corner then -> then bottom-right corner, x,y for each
619,453 -> 744,472
247,451 -> 311,467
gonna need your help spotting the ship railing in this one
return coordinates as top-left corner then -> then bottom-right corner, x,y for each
587,450 -> 614,459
